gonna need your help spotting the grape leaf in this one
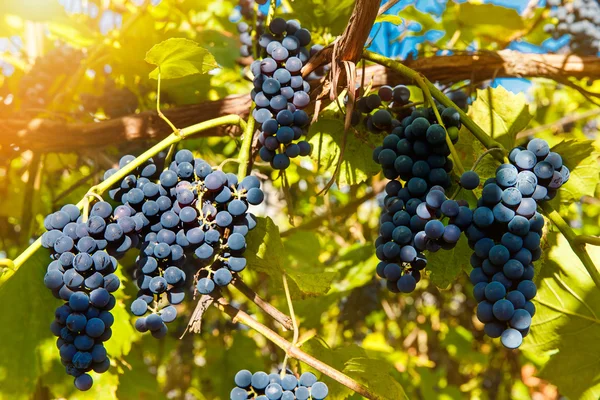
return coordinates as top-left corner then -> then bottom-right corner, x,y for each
116,339 -> 166,400
444,3 -> 525,44
0,249 -> 58,399
549,140 -> 600,213
145,38 -> 218,80
302,339 -> 407,400
246,217 -> 336,297
307,118 -> 383,187
521,233 -> 600,400
245,217 -> 285,275
426,235 -> 472,289
468,86 -> 532,150
375,15 -> 403,25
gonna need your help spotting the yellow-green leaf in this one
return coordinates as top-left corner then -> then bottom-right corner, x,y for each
521,233 -> 600,400
145,38 -> 218,80
307,118 -> 382,187
469,86 -> 532,150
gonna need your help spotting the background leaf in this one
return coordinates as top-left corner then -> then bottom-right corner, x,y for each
145,38 -> 218,80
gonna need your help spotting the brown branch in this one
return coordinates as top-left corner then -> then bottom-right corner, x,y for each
232,278 -> 294,330
302,0 -> 380,77
4,51 -> 600,153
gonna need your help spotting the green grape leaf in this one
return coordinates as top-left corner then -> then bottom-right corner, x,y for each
329,244 -> 378,293
0,249 -> 58,399
549,140 -> 600,213
344,358 -> 409,400
427,235 -> 472,289
204,331 -> 264,396
375,15 -> 403,25
307,118 -> 383,187
145,38 -> 218,80
302,339 -> 407,400
117,338 -> 167,400
469,86 -> 532,150
245,216 -> 285,275
400,5 -> 444,33
444,3 -> 525,44
247,218 -> 335,297
521,233 -> 600,400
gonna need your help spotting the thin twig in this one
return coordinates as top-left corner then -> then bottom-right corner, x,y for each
280,274 -> 299,376
378,0 -> 401,15
575,235 -> 600,247
516,108 -> 600,139
232,279 -> 293,330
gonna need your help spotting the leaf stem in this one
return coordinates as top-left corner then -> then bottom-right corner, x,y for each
157,72 -> 180,135
212,296 -> 381,399
414,75 -> 465,174
3,115 -> 245,285
237,113 -> 256,180
540,202 -> 600,291
232,278 -> 293,330
575,235 -> 600,246
280,274 -> 299,377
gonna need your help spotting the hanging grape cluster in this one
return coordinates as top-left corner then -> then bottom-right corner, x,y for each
42,149 -> 264,389
544,0 -> 600,56
466,139 -> 570,349
19,45 -> 85,108
104,150 -> 265,336
41,201 -> 135,390
235,0 -> 267,58
369,86 -> 466,293
250,17 -> 318,170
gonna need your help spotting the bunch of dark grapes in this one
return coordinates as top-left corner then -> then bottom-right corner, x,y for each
19,45 -> 85,108
252,17 -> 316,170
236,0 -> 267,58
231,370 -> 329,400
371,87 -> 465,293
466,138 -> 570,349
544,0 -> 600,56
41,201 -> 139,390
80,80 -> 139,118
104,150 -> 265,337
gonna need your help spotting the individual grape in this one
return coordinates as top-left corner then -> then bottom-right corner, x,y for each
515,150 -> 537,170
527,138 -> 550,158
501,328 -> 522,349
460,171 -> 480,190
492,299 -> 515,321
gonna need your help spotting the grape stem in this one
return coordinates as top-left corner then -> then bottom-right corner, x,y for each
2,114 -> 246,285
413,74 -> 466,175
575,235 -> 600,247
231,278 -> 294,330
361,50 -> 505,161
237,111 -> 256,180
279,274 -> 299,378
540,202 -> 600,290
212,296 -> 382,399
157,72 -> 180,135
